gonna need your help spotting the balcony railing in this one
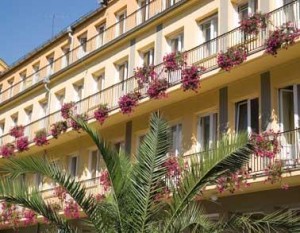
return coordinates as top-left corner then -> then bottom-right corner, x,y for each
0,0 -> 186,104
0,0 -> 299,145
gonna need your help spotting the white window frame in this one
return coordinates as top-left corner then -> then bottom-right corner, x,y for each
114,140 -> 125,154
169,33 -> 184,53
68,155 -> 79,178
39,100 -> 48,129
138,0 -> 149,24
197,113 -> 218,152
78,35 -> 88,59
170,123 -> 182,156
88,149 -> 102,179
141,48 -> 154,66
94,72 -> 105,93
117,61 -> 128,92
24,108 -> 33,137
20,71 -> 27,91
96,23 -> 106,48
32,63 -> 40,84
47,56 -> 54,76
116,11 -> 126,36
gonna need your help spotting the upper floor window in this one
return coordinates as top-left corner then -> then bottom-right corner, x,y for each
96,23 -> 106,48
235,98 -> 259,133
279,86 -> 297,132
39,100 -> 48,128
115,141 -> 125,154
138,0 -> 149,24
89,149 -> 104,179
199,15 -> 218,56
169,33 -> 184,53
62,45 -> 70,68
7,78 -> 14,98
47,55 -> 54,76
24,107 -> 33,137
197,113 -> 218,152
11,114 -> 18,127
238,0 -> 258,20
78,34 -> 88,59
0,121 -> 5,145
93,72 -> 105,93
32,63 -> 40,84
19,71 -> 27,91
170,123 -> 182,156
116,10 -> 127,36
165,0 -> 176,9
117,60 -> 128,91
55,90 -> 65,111
142,48 -> 154,66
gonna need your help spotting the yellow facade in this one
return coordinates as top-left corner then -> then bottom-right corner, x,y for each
1,0 -> 300,231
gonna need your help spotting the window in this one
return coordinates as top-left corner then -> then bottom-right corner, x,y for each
62,46 -> 70,68
138,0 -> 149,23
165,0 -> 175,8
69,156 -> 78,177
24,107 -> 33,137
169,33 -> 184,53
142,48 -> 154,66
170,124 -> 182,156
39,100 -> 48,129
11,114 -> 18,127
199,15 -> 218,56
20,71 -> 27,91
238,0 -> 258,21
96,23 -> 106,48
235,98 -> 259,133
34,173 -> 42,190
32,63 -> 40,84
78,34 -> 87,59
74,82 -> 84,102
115,141 -> 125,154
197,113 -> 218,151
8,78 -> 14,98
116,11 -> 126,36
0,121 -> 5,145
47,55 -> 54,76
93,73 -> 105,93
118,61 -> 128,91
55,92 -> 65,110
136,134 -> 146,152
89,150 -> 104,179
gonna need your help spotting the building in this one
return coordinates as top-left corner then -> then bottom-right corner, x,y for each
0,0 -> 300,231
0,59 -> 8,74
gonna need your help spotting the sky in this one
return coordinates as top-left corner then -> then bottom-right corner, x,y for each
0,0 -> 100,65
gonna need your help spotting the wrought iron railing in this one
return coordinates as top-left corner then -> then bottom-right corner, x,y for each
0,0 -> 186,104
0,0 -> 299,145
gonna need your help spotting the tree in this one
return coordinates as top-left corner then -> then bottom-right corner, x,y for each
0,113 -> 298,233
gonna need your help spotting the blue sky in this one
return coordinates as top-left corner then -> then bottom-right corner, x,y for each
0,0 -> 99,65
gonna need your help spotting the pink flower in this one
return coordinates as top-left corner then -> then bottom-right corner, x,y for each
50,121 -> 68,139
94,104 -> 109,125
23,209 -> 37,226
61,102 -> 76,119
9,125 -> 25,138
70,114 -> 88,132
54,186 -> 67,201
100,170 -> 111,192
147,78 -> 168,99
240,12 -> 269,35
163,52 -> 187,72
217,45 -> 248,71
16,136 -> 29,152
181,65 -> 205,92
64,199 -> 80,219
118,92 -> 141,115
134,65 -> 157,88
33,129 -> 49,146
0,143 -> 15,158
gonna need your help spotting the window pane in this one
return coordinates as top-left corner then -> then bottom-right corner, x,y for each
250,98 -> 259,133
237,102 -> 248,133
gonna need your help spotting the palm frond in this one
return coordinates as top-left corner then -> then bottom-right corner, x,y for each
127,112 -> 170,232
219,210 -> 300,233
0,177 -> 74,233
163,134 -> 254,232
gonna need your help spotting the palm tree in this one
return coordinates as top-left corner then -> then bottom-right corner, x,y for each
0,112 -> 298,233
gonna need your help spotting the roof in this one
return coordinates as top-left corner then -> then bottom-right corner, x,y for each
0,58 -> 8,71
0,1 -> 110,78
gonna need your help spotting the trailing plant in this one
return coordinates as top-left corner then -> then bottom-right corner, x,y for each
61,102 -> 76,120
217,45 -> 248,71
265,22 -> 300,56
250,130 -> 280,159
23,209 -> 37,226
53,186 -> 67,202
70,114 -> 88,132
0,143 -> 15,158
240,12 -> 269,35
134,65 -> 157,88
50,121 -> 68,139
264,160 -> 289,189
99,170 -> 111,192
147,78 -> 168,99
163,52 -> 187,72
64,199 -> 80,219
9,125 -> 25,138
15,136 -> 29,152
181,65 -> 205,92
118,91 -> 141,115
94,104 -> 109,125
33,129 -> 49,147
0,202 -> 20,227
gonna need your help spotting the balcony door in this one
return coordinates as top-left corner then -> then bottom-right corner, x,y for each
200,16 -> 218,58
197,113 -> 218,152
279,85 -> 300,162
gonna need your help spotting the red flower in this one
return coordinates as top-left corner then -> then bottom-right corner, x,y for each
163,52 -> 187,72
240,13 -> 269,35
70,114 -> 88,132
64,199 -> 80,219
61,102 -> 76,119
134,65 -> 157,88
100,170 -> 111,192
23,209 -> 37,226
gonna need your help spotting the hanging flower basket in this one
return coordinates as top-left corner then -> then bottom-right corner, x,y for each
9,125 -> 25,138
50,121 -> 68,139
163,52 -> 187,72
134,65 -> 157,88
181,65 -> 205,92
61,102 -> 76,119
16,136 -> 29,152
118,91 -> 141,115
94,104 -> 109,125
265,22 -> 300,56
33,128 -> 49,146
217,45 -> 248,71
64,200 -> 80,219
70,113 -> 88,132
0,143 -> 15,158
240,12 -> 269,35
147,78 -> 168,99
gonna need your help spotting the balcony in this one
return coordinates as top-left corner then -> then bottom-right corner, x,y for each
0,1 -> 299,146
0,0 -> 186,105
